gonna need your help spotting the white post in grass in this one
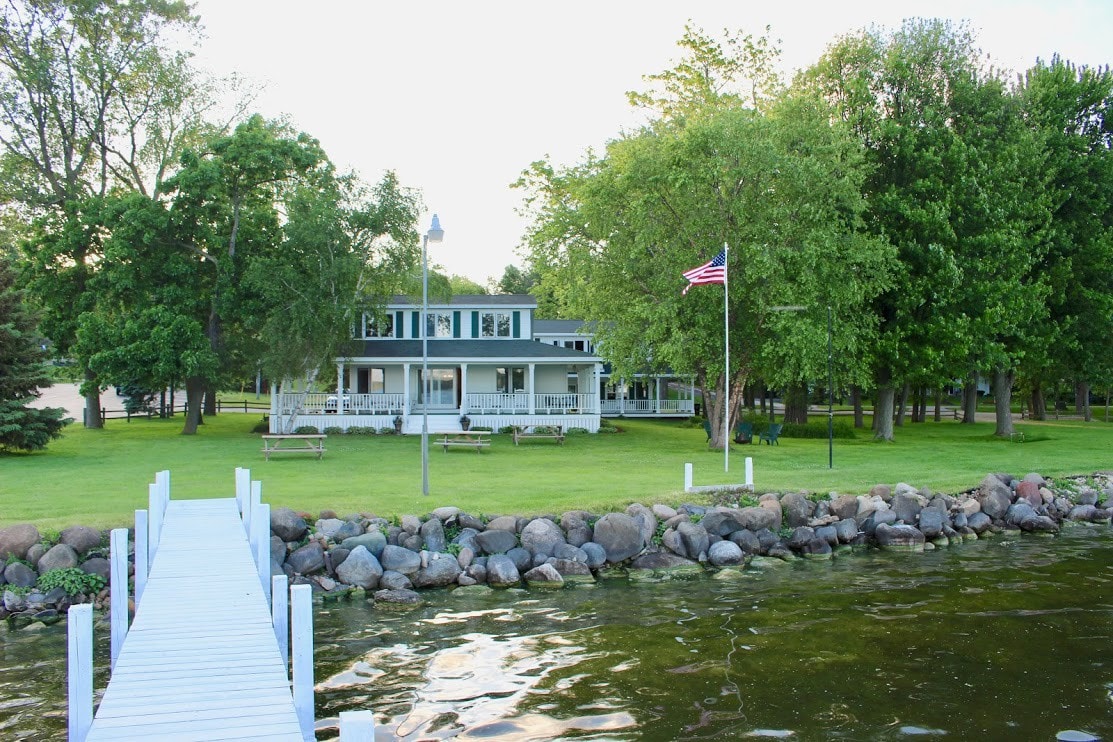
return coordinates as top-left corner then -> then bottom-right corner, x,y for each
291,584 -> 315,741
67,603 -> 93,742
272,574 -> 289,671
745,457 -> 754,490
684,462 -> 693,492
134,509 -> 148,605
109,528 -> 129,670
254,503 -> 271,605
339,710 -> 376,741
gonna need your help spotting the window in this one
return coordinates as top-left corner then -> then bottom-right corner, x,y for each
363,313 -> 394,338
563,340 -> 585,351
496,367 -> 526,393
481,311 -> 511,338
368,368 -> 385,393
426,312 -> 452,338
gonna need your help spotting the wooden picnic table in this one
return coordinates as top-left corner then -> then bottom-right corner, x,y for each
261,434 -> 327,460
437,431 -> 491,453
512,425 -> 565,446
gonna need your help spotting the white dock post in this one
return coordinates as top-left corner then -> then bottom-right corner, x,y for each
291,584 -> 315,741
134,509 -> 148,605
67,603 -> 93,742
254,502 -> 272,605
235,467 -> 250,519
684,462 -> 693,492
340,710 -> 376,741
272,574 -> 289,671
109,528 -> 129,670
745,457 -> 754,489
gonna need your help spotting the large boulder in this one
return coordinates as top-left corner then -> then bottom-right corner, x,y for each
3,562 -> 36,588
335,546 -> 383,589
780,493 -> 813,528
0,524 -> 40,560
874,523 -> 925,552
729,529 -> 762,554
80,557 -> 110,582
830,495 -> 859,521
379,545 -> 421,576
37,544 -> 79,574
484,515 -> 519,532
700,510 -> 745,538
674,521 -> 710,561
978,475 -> 1014,520
485,554 -> 521,588
523,563 -> 564,588
561,512 -> 593,547
379,570 -> 413,591
271,508 -> 308,541
892,493 -> 925,524
917,509 -> 945,540
580,542 -> 607,569
737,506 -> 778,532
1015,480 -> 1042,508
59,526 -> 102,556
519,518 -> 566,557
545,558 -> 593,581
592,513 -> 645,563
475,529 -> 518,555
413,552 -> 462,588
833,519 -> 859,544
628,552 -> 702,577
419,519 -> 446,553
708,540 -> 745,567
340,530 -> 387,558
626,504 -> 658,544
758,499 -> 783,531
966,512 -> 993,534
287,542 -> 326,575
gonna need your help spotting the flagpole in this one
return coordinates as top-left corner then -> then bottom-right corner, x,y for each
723,241 -> 729,473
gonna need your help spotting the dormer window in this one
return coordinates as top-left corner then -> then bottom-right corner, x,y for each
364,313 -> 394,338
481,311 -> 511,338
426,312 -> 452,338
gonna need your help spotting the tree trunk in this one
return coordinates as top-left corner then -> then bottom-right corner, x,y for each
204,383 -> 217,417
933,386 -> 942,422
783,382 -> 809,424
181,376 -> 206,434
895,382 -> 910,427
82,369 -> 103,429
851,385 -> 864,428
744,382 -> 755,411
962,380 -> 978,424
757,380 -> 766,416
1029,383 -> 1047,420
874,385 -> 895,441
1075,380 -> 1092,422
993,369 -> 1015,437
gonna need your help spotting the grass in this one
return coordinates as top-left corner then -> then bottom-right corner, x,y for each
1,413 -> 1111,530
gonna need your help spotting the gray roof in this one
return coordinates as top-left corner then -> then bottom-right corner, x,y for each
388,293 -> 536,308
533,319 -> 587,334
346,339 -> 600,362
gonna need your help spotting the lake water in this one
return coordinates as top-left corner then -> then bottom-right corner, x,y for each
3,526 -> 1111,740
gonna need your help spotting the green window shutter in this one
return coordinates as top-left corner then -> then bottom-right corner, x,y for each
453,311 -> 461,338
395,311 -> 403,338
471,312 -> 479,338
512,311 -> 521,338
411,311 -> 419,339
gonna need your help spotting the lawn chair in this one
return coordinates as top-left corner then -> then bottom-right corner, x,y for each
703,419 -> 712,440
759,422 -> 783,445
734,421 -> 753,444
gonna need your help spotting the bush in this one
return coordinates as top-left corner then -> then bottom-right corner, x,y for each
37,568 -> 106,597
346,426 -> 377,436
499,425 -> 516,434
323,426 -> 343,436
293,425 -> 319,435
597,425 -> 619,433
565,427 -> 589,435
378,427 -> 397,435
738,412 -> 856,440
678,415 -> 704,428
251,419 -> 270,434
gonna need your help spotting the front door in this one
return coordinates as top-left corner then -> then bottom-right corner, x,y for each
419,368 -> 457,409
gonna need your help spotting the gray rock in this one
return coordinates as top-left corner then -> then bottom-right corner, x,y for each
860,509 -> 897,537
874,523 -> 926,552
79,557 -> 110,582
729,529 -> 762,554
475,529 -> 518,555
25,543 -> 45,567
457,513 -> 486,531
787,527 -> 815,551
780,493 -> 813,528
966,512 -> 993,533
592,513 -> 645,563
0,524 -> 40,560
626,504 -> 658,544
758,500 -> 783,531
327,547 -> 350,573
413,552 -> 462,588
754,528 -> 779,554
452,527 -> 480,553
456,546 -> 475,568
833,519 -> 859,544
60,526 -> 102,556
1078,490 -> 1099,506
978,474 -> 1014,520
1021,472 -> 1046,487
520,518 -> 566,557
523,563 -> 564,588
1016,480 -> 1042,508
3,588 -> 27,611
652,504 -> 678,520
401,534 -> 424,551
341,530 -> 387,557
868,484 -> 892,501
431,506 -> 460,520
580,542 -> 607,569
675,521 -> 710,561
335,546 -> 383,589
545,558 -> 593,578
379,545 -> 421,575
814,525 -> 839,547
830,495 -> 859,521
419,519 -> 446,553
952,512 -> 968,529
400,515 -> 422,535
37,544 -> 79,574
270,508 -> 308,541
486,554 -> 522,587
287,542 -> 326,575
552,543 -> 588,563
506,547 -> 532,572
464,563 -> 487,583
373,588 -> 422,606
708,540 -> 745,567
379,570 -> 413,591
270,535 -> 287,564
801,538 -> 833,558
628,551 -> 702,575
4,562 -> 36,588
892,493 -> 925,524
484,515 -> 519,532
894,482 -> 919,498
700,510 -> 745,537
332,520 -> 363,542
737,506 -> 777,532
315,518 -> 345,540
917,508 -> 945,539
766,543 -> 796,561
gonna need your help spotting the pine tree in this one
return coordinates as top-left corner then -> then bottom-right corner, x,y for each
0,257 -> 70,451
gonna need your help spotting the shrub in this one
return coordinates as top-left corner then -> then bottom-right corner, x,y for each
499,425 -> 516,434
251,419 -> 270,434
346,426 -> 377,436
323,426 -> 344,436
566,427 -> 589,435
293,425 -> 320,435
597,425 -> 619,433
378,427 -> 397,435
37,568 -> 106,597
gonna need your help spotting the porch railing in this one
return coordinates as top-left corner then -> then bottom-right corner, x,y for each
275,392 -> 405,415
465,393 -> 595,414
601,398 -> 694,415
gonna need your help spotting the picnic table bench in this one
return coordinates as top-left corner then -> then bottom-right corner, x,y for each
261,434 -> 327,460
437,431 -> 491,453
512,425 -> 565,446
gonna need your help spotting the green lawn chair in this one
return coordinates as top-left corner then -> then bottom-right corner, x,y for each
759,422 -> 783,445
734,421 -> 753,444
703,419 -> 712,441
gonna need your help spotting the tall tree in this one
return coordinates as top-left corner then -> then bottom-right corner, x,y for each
0,254 -> 69,451
489,264 -> 537,295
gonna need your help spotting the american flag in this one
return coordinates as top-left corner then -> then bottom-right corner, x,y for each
681,249 -> 727,294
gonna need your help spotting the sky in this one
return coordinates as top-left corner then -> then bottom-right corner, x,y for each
189,0 -> 1113,285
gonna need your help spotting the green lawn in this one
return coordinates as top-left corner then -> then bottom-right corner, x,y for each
2,413 -> 1111,530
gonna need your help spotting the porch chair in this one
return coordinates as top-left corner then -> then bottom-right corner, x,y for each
759,423 -> 783,445
734,421 -> 754,444
703,420 -> 713,440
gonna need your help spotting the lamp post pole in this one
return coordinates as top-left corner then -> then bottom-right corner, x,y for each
421,214 -> 444,496
827,305 -> 833,470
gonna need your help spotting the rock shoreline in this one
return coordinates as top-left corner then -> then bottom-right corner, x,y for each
1,472 -> 1111,625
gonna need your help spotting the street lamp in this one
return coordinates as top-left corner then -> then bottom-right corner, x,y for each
769,304 -> 834,469
422,214 -> 444,496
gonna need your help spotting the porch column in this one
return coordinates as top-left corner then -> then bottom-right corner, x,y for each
528,363 -> 536,414
594,364 -> 602,415
619,378 -> 625,415
460,363 -> 468,414
403,363 -> 411,415
336,362 -> 345,414
656,377 -> 662,414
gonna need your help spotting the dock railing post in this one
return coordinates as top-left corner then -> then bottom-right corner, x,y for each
340,710 -> 376,740
235,467 -> 250,529
109,528 -> 129,670
67,603 -> 93,742
272,574 -> 289,671
253,502 -> 271,605
291,584 -> 315,741
134,509 -> 148,605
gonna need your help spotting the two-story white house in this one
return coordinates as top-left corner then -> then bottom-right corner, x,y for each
270,294 -> 696,433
